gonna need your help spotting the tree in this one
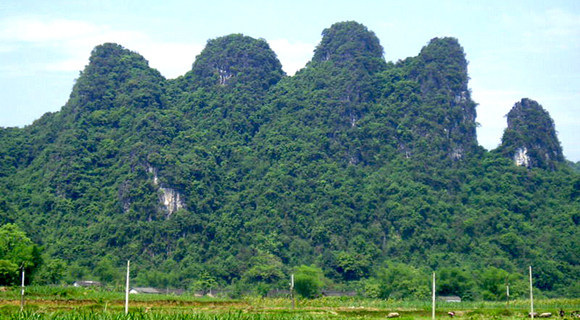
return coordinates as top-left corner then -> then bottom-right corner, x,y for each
192,270 -> 217,292
34,258 -> 66,285
242,252 -> 284,284
0,224 -> 41,285
477,267 -> 509,300
0,259 -> 18,285
93,256 -> 121,284
294,265 -> 324,299
370,262 -> 430,300
334,251 -> 370,281
437,267 -> 474,300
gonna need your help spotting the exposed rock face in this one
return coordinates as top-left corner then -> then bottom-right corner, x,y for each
147,164 -> 184,216
498,98 -> 564,169
159,186 -> 184,216
513,147 -> 531,167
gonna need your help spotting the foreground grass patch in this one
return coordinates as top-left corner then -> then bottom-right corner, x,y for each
1,287 -> 579,319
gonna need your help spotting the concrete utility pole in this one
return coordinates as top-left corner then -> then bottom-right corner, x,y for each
529,266 -> 534,320
20,267 -> 25,312
506,279 -> 510,309
290,274 -> 295,310
432,272 -> 436,320
125,260 -> 130,315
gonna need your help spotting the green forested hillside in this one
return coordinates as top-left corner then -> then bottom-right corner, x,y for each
497,98 -> 564,169
1,21 -> 579,299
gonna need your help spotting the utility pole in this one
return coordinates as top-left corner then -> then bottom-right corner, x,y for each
125,260 -> 130,315
432,272 -> 436,320
20,266 -> 25,312
529,266 -> 534,320
506,278 -> 510,309
290,274 -> 295,310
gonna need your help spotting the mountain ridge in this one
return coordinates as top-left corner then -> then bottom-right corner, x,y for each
0,21 -> 578,299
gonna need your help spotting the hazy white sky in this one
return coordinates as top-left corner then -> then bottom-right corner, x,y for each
1,0 -> 579,161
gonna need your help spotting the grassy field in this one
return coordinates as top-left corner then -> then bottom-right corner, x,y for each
1,286 -> 579,319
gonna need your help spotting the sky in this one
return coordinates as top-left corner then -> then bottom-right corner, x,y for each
1,0 -> 579,161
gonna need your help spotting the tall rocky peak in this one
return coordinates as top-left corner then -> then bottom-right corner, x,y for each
304,21 -> 386,96
185,34 -> 284,91
415,37 -> 469,95
410,37 -> 478,159
273,21 -> 387,165
311,21 -> 384,72
498,98 -> 564,169
87,43 -> 151,74
65,43 -> 166,116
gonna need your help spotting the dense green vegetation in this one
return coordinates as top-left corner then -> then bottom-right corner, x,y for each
0,21 -> 579,300
497,98 -> 564,169
0,224 -> 41,284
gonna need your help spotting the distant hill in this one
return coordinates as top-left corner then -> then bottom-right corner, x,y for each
497,98 -> 564,169
1,21 -> 578,299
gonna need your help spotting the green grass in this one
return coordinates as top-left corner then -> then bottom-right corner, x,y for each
1,286 -> 579,319
4,310 -> 332,320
